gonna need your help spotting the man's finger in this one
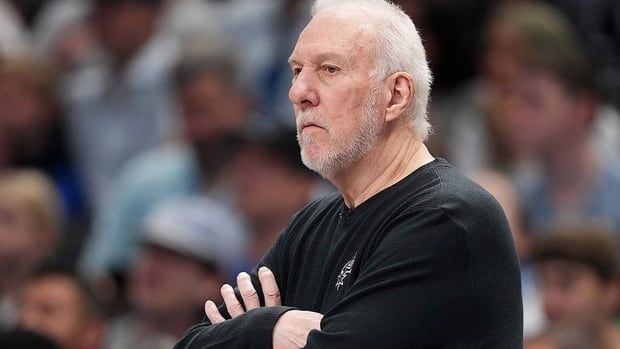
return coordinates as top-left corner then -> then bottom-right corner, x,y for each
259,267 -> 281,306
237,272 -> 260,311
221,284 -> 245,318
205,300 -> 225,324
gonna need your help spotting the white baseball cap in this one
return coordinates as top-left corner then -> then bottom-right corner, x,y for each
141,196 -> 248,273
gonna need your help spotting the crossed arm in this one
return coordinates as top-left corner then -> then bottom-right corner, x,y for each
205,267 -> 322,349
174,210 -> 484,348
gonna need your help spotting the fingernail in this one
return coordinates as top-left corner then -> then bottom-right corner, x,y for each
259,267 -> 269,274
205,300 -> 214,307
221,284 -> 231,291
238,272 -> 250,279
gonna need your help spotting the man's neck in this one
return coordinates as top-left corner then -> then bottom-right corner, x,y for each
330,127 -> 434,209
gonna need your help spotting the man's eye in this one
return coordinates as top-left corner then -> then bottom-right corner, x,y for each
292,67 -> 302,76
324,66 -> 338,74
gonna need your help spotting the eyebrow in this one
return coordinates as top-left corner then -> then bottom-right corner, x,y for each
288,52 -> 349,67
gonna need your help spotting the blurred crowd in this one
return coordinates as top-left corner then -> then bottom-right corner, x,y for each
0,0 -> 618,348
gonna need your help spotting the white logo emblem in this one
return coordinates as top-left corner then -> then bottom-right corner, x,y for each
335,253 -> 356,291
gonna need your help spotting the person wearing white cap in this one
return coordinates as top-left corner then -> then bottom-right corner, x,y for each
139,196 -> 248,277
105,196 -> 247,349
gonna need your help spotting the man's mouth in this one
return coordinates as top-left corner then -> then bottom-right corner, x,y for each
300,122 -> 323,132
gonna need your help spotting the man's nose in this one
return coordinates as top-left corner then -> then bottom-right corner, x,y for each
289,69 -> 319,109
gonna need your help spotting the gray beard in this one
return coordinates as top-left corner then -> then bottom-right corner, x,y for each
297,86 -> 382,178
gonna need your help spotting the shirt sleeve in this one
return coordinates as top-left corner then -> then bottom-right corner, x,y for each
305,208 -> 477,348
173,305 -> 295,349
173,228 -> 294,349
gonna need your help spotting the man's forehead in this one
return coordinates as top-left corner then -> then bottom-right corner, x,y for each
289,11 -> 375,63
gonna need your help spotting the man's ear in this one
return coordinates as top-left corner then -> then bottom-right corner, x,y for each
385,72 -> 415,123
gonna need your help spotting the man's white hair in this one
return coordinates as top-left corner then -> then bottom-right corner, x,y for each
311,0 -> 433,141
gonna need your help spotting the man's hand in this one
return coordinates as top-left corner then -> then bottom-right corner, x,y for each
203,266 -> 323,348
204,266 -> 281,323
273,310 -> 323,349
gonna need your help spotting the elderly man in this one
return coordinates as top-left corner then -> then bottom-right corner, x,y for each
175,0 -> 522,348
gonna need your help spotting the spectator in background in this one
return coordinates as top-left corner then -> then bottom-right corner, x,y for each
501,8 -> 620,235
436,1 -> 620,175
105,197 -> 246,349
62,0 -> 179,212
31,0 -> 279,83
79,45 -> 250,280
190,0 -> 281,96
546,0 -> 620,108
0,56 -> 85,220
433,1 -> 534,174
532,227 -> 620,349
17,264 -> 105,349
0,0 -> 82,62
0,170 -> 63,329
30,0 -> 96,74
230,131 -> 327,266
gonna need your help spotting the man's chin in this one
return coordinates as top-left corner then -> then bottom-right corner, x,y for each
301,152 -> 342,179
301,150 -> 324,175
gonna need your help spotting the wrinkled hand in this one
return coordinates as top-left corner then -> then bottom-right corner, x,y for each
204,266 -> 281,323
273,310 -> 323,349
204,266 -> 323,348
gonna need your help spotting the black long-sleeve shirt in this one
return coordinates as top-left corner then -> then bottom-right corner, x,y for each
174,159 -> 523,348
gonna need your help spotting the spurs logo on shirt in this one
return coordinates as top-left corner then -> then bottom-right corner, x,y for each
335,253 -> 356,291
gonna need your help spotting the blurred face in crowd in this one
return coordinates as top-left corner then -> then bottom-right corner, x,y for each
505,70 -> 592,157
231,145 -> 312,225
538,259 -> 619,328
482,19 -> 524,93
288,9 -> 384,178
0,67 -> 57,163
0,201 -> 53,289
179,73 -> 247,152
128,245 -> 222,319
92,0 -> 162,64
18,275 -> 103,349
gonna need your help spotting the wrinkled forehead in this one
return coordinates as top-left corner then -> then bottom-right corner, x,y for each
291,8 -> 379,64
